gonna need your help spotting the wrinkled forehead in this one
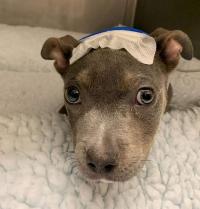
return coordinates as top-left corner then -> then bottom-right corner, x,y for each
64,48 -> 167,90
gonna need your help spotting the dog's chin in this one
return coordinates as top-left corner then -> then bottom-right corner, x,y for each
83,175 -> 117,184
91,178 -> 115,184
84,173 -> 134,183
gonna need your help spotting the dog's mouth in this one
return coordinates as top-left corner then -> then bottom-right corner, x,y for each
71,121 -> 154,182
69,140 -> 151,182
96,179 -> 115,183
74,156 -> 142,182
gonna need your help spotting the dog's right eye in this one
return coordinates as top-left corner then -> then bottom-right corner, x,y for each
136,87 -> 154,105
65,86 -> 81,104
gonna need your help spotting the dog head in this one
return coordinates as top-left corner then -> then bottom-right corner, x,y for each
41,28 -> 193,182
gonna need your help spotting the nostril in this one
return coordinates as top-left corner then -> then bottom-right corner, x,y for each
86,149 -> 117,174
87,162 -> 97,172
104,164 -> 116,173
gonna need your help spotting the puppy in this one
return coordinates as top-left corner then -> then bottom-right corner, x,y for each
41,28 -> 193,182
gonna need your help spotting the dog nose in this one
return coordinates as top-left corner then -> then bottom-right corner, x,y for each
87,161 -> 116,173
86,150 -> 117,174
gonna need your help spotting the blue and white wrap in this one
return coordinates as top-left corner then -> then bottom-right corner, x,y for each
70,26 -> 157,65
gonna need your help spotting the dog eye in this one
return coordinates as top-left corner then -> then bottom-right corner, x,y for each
65,86 -> 81,104
136,88 -> 154,105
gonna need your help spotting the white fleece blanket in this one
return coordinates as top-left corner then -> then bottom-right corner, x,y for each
0,24 -> 200,209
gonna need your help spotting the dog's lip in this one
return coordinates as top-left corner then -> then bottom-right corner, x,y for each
78,164 -> 115,182
77,161 -> 136,182
96,179 -> 115,184
85,175 -> 115,184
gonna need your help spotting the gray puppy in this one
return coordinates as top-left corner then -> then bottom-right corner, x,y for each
41,28 -> 193,182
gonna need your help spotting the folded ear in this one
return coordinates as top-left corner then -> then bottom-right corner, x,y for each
151,27 -> 193,71
41,35 -> 79,75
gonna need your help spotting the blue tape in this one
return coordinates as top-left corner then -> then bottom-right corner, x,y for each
80,26 -> 147,41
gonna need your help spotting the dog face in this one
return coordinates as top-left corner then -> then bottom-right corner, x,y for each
41,28 -> 193,182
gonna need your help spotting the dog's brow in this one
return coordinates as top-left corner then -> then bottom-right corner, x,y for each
66,77 -> 82,84
124,73 -> 156,84
68,77 -> 79,82
64,75 -> 90,89
124,71 -> 154,81
64,78 -> 80,89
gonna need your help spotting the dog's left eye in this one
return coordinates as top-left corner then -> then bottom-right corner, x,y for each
136,88 -> 154,105
65,86 -> 81,104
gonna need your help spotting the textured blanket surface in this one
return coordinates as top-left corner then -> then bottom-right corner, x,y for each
0,109 -> 200,209
0,24 -> 200,209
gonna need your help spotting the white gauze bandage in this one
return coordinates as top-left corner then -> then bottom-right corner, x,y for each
70,27 -> 157,65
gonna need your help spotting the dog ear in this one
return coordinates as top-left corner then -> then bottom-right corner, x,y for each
41,35 -> 79,75
151,28 -> 193,71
